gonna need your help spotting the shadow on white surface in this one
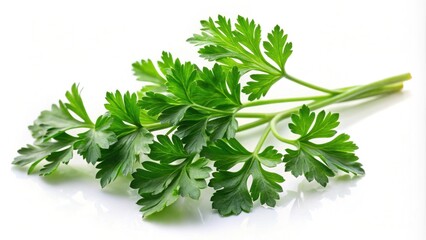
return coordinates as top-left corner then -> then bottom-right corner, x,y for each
330,91 -> 410,127
8,146 -> 369,224
144,197 -> 212,225
278,175 -> 360,221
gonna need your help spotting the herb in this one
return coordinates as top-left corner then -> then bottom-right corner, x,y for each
13,15 -> 411,217
201,138 -> 283,216
131,135 -> 211,217
282,105 -> 363,187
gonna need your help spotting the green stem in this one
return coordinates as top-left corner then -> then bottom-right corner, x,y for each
269,122 -> 297,145
269,73 -> 411,143
145,123 -> 171,132
192,103 -> 234,115
284,72 -> 341,95
271,73 -> 411,124
304,73 -> 410,115
238,118 -> 271,131
166,126 -> 178,135
253,125 -> 271,154
241,95 -> 327,108
240,82 -> 403,109
235,112 -> 272,118
238,73 -> 411,132
348,83 -> 403,100
81,123 -> 95,129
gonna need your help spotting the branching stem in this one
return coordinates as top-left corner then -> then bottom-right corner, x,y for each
283,72 -> 341,95
247,73 -> 411,149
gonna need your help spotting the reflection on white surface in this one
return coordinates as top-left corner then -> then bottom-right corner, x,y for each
280,175 -> 359,221
10,161 -> 360,224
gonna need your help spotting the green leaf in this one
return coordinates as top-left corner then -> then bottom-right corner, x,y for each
201,138 -> 284,216
132,59 -> 165,85
243,74 -> 282,101
208,166 -> 253,216
133,52 -> 177,95
64,83 -> 93,124
133,180 -> 180,218
283,105 -> 364,187
159,105 -> 191,125
28,102 -> 85,141
132,59 -> 167,93
139,62 -> 241,152
96,127 -> 153,187
130,135 -> 210,217
175,118 -> 209,153
206,115 -> 238,142
139,92 -> 187,125
141,62 -> 242,115
234,15 -> 263,57
139,92 -> 178,117
74,114 -> 117,164
29,84 -> 92,141
148,135 -> 189,163
195,65 -> 242,108
165,60 -> 198,103
13,133 -> 77,175
188,16 -> 261,69
188,15 -> 293,100
105,91 -> 141,127
16,84 -> 97,175
39,147 -> 73,176
157,51 -> 175,75
263,25 -> 293,72
139,109 -> 160,126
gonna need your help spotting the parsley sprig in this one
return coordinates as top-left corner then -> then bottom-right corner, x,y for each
13,15 -> 411,217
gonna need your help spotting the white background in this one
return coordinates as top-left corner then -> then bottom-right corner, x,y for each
0,0 -> 425,239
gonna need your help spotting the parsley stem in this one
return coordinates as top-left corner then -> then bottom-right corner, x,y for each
253,125 -> 271,154
145,123 -> 171,132
240,82 -> 404,109
304,73 -> 411,115
166,125 -> 178,135
271,72 -> 411,125
269,73 -> 410,142
192,103 -> 234,115
237,73 -> 411,132
235,112 -> 272,118
241,95 -> 329,108
270,122 -> 297,145
284,72 -> 341,94
238,118 -> 271,131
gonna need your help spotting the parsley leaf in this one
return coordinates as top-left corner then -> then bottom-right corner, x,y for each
96,91 -> 153,187
131,135 -> 211,217
263,25 -> 293,72
105,91 -> 141,128
132,51 -> 176,94
14,84 -> 98,175
283,105 -> 364,187
206,115 -> 238,141
29,84 -> 93,141
74,114 -> 117,164
96,128 -> 153,187
188,15 -> 292,100
201,138 -> 284,216
39,146 -> 74,176
175,117 -> 209,153
140,60 -> 242,152
13,133 -> 77,175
